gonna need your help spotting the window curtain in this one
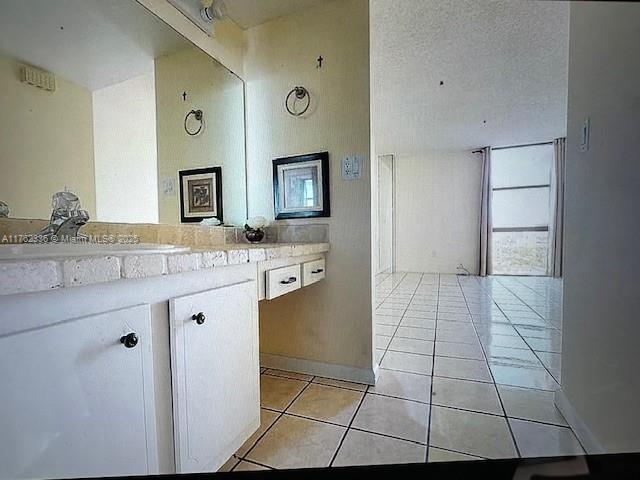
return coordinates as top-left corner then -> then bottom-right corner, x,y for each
548,137 -> 566,277
478,147 -> 492,277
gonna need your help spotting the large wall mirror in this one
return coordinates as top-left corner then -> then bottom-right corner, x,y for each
0,0 -> 247,226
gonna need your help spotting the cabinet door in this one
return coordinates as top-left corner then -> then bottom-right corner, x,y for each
0,304 -> 158,480
170,280 -> 259,473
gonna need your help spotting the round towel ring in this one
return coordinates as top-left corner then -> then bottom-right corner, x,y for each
285,86 -> 310,117
184,109 -> 204,136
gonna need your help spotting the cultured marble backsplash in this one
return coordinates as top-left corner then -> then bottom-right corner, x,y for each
0,218 -> 329,247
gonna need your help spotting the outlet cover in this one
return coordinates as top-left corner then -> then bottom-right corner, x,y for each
342,155 -> 363,180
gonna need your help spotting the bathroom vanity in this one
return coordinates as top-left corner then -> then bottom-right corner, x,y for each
0,241 -> 329,478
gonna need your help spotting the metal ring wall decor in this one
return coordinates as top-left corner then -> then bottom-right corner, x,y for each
285,86 -> 311,117
184,109 -> 204,136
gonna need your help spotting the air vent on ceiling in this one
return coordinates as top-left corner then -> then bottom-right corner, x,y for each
21,65 -> 56,92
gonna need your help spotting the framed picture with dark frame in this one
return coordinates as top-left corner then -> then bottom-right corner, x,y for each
179,166 -> 223,223
273,151 -> 330,219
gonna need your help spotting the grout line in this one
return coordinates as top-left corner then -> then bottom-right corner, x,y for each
424,272 -> 439,462
457,274 -> 522,459
241,375 -> 316,465
328,384 -> 369,466
479,279 -> 561,388
231,458 -> 274,471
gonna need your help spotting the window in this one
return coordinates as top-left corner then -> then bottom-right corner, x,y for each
490,144 -> 553,275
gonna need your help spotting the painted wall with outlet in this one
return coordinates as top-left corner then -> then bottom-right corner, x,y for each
394,151 -> 482,273
0,52 -> 96,220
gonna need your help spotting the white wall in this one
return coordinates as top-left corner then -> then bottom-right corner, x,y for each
93,72 -> 159,223
244,0 -> 373,375
559,1 -> 640,453
0,52 -> 96,219
394,151 -> 482,273
377,155 -> 393,273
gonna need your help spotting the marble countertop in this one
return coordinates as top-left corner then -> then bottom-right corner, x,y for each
0,242 -> 330,296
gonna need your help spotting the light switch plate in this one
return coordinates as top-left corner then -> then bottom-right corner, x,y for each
342,155 -> 363,180
162,177 -> 176,196
580,117 -> 590,152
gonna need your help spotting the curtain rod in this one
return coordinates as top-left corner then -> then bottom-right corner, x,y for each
472,140 -> 555,154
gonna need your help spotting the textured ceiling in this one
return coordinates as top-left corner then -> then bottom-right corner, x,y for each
225,0 -> 331,29
371,0 -> 569,154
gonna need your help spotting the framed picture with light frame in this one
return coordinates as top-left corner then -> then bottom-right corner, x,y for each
273,152 -> 330,220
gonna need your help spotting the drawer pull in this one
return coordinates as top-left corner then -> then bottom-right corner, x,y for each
120,332 -> 138,348
311,268 -> 324,274
280,276 -> 297,285
192,312 -> 206,325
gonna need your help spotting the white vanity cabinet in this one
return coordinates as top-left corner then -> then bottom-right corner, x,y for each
169,280 -> 260,473
0,304 -> 158,480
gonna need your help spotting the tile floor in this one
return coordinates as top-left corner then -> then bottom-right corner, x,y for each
220,273 -> 582,471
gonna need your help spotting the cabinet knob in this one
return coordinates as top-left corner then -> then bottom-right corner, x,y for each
192,312 -> 206,325
120,332 -> 138,348
280,276 -> 297,285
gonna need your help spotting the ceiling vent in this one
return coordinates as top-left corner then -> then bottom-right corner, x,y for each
21,65 -> 56,92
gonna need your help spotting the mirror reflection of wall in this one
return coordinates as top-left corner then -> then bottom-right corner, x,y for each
0,0 -> 247,226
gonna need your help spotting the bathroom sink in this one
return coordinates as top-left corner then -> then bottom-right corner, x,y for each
0,243 -> 190,260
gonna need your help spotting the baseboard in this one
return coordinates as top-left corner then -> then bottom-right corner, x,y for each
260,353 -> 378,385
555,389 -> 605,454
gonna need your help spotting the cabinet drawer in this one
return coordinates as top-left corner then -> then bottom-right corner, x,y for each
266,264 -> 301,299
302,259 -> 326,286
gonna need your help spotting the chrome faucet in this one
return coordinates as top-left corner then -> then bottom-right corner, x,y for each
38,192 -> 90,241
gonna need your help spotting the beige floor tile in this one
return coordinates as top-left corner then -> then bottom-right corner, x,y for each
485,346 -> 543,368
246,415 -> 345,469
537,351 -> 562,381
375,314 -> 402,326
233,460 -> 270,471
395,326 -> 435,341
217,456 -> 239,472
333,429 -> 426,467
429,406 -> 518,459
376,307 -> 407,317
509,419 -> 584,457
312,377 -> 368,391
400,317 -> 436,329
381,350 -> 433,375
388,336 -> 434,355
352,393 -> 430,443
264,369 -> 313,382
404,309 -> 437,319
435,341 -> 485,360
431,376 -> 502,415
375,334 -> 392,349
369,368 -> 431,403
428,447 -> 484,462
436,329 -> 480,345
490,364 -> 559,391
287,384 -> 364,426
375,324 -> 397,336
260,375 -> 307,411
434,356 -> 493,382
236,408 -> 280,457
497,385 -> 568,426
